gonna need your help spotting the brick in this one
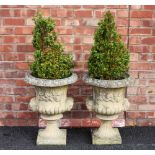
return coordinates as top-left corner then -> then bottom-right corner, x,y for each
3,36 -> 14,43
130,20 -> 142,27
131,5 -> 142,9
95,10 -> 103,18
51,9 -> 73,17
117,19 -> 128,26
143,20 -> 155,27
128,96 -> 147,104
60,36 -> 74,44
60,119 -> 82,128
25,9 -> 36,17
117,28 -> 128,35
0,45 -> 13,52
117,10 -> 128,17
131,11 -> 153,18
13,9 -> 21,17
84,19 -> 99,26
17,45 -> 34,52
13,88 -> 35,96
73,45 -> 82,51
146,112 -> 155,118
3,71 -> 25,78
82,5 -> 105,9
83,37 -> 93,44
37,8 -> 50,16
75,10 -> 92,17
0,79 -> 15,85
130,63 -> 151,70
130,28 -> 151,35
128,104 -> 138,111
136,119 -> 155,126
0,88 -> 13,95
129,45 -> 150,53
0,27 -> 14,34
126,112 -> 146,119
27,119 -> 38,126
0,112 -> 16,119
11,104 -> 29,111
57,10 -> 73,17
129,37 -> 141,44
4,18 -> 25,25
16,112 -> 38,119
16,79 -> 31,86
112,119 -> 125,127
74,27 -> 95,35
0,9 -> 10,16
15,27 -> 33,35
26,18 -> 34,26
125,119 -> 136,126
127,87 -> 137,95
142,37 -> 155,45
149,96 -> 155,104
15,62 -> 29,70
15,96 -> 33,103
81,86 -> 93,95
139,53 -> 153,62
63,5 -> 81,9
91,119 -> 101,127
74,37 -> 81,45
74,96 -> 86,103
139,104 -> 155,110
64,19 -> 80,26
0,62 -> 15,70
3,53 -> 25,61
68,86 -> 79,96
56,27 -> 73,35
81,119 -> 92,127
0,96 -> 14,103
130,53 -> 138,61
144,5 -> 155,10
1,5 -> 24,8
152,46 -> 155,53
71,111 -> 91,118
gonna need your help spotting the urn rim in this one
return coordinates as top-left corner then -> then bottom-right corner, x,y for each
25,73 -> 78,87
83,74 -> 135,88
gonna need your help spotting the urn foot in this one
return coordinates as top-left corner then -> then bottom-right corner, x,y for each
92,120 -> 122,145
37,120 -> 66,145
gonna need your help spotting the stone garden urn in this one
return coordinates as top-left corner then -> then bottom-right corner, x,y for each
84,75 -> 134,145
25,73 -> 78,145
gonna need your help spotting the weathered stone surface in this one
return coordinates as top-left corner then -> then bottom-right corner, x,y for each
92,121 -> 121,145
37,120 -> 66,145
86,87 -> 130,118
83,74 -> 135,88
25,73 -> 78,145
25,73 -> 78,87
84,75 -> 134,145
29,86 -> 73,115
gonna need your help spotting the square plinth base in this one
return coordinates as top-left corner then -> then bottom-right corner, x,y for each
36,129 -> 67,145
92,134 -> 122,145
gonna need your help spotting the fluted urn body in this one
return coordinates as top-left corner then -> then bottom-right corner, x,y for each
25,73 -> 78,145
84,75 -> 134,145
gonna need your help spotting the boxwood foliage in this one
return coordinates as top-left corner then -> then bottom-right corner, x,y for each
88,11 -> 130,80
30,12 -> 74,79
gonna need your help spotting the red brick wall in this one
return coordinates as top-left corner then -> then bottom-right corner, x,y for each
0,5 -> 155,127
126,5 -> 155,126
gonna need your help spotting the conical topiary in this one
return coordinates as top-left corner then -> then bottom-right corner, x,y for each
88,11 -> 129,80
30,12 -> 74,79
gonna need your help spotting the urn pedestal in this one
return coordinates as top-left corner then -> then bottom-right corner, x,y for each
84,75 -> 134,145
25,73 -> 78,145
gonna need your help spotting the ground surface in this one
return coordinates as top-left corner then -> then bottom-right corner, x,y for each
0,127 -> 155,150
